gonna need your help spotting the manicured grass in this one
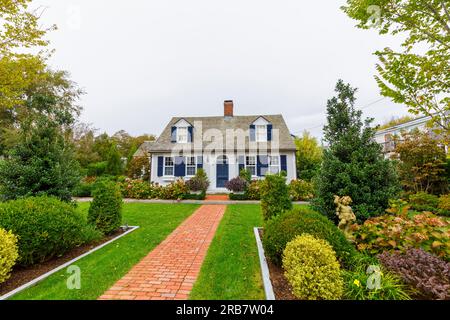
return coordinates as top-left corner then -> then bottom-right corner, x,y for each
190,204 -> 265,300
10,203 -> 199,300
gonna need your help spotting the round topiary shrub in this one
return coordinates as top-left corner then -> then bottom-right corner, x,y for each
263,207 -> 357,268
283,234 -> 344,300
0,228 -> 19,284
88,180 -> 123,234
0,196 -> 100,266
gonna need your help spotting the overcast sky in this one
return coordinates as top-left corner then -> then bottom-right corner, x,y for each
34,0 -> 410,140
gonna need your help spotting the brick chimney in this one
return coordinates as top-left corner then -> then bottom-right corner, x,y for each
224,100 -> 234,117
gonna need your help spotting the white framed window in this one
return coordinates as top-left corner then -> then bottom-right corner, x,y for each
186,156 -> 196,176
268,155 -> 280,174
256,125 -> 267,142
164,157 -> 174,176
177,127 -> 188,143
246,156 -> 256,176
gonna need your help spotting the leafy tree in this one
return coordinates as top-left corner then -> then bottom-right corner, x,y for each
294,131 -> 323,181
106,144 -> 123,176
394,130 -> 447,195
312,80 -> 400,222
0,114 -> 80,202
342,0 -> 450,132
126,156 -> 150,180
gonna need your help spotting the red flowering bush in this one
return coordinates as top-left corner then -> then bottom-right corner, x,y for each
378,249 -> 450,300
225,177 -> 248,193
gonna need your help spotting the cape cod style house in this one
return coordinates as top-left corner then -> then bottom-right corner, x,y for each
136,100 -> 297,192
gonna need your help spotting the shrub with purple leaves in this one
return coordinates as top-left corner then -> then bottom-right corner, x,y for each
378,249 -> 450,300
225,177 -> 248,193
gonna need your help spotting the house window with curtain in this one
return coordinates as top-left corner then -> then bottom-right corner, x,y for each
177,127 -> 188,143
246,156 -> 256,176
164,157 -> 174,176
256,125 -> 267,142
186,156 -> 196,176
268,155 -> 280,174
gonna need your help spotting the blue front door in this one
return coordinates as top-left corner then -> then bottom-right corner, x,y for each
216,155 -> 229,188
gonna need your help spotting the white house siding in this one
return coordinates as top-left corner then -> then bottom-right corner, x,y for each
150,151 -> 297,193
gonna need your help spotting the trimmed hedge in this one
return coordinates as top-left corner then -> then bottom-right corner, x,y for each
182,191 -> 206,200
262,207 -> 357,268
88,180 -> 123,235
0,196 -> 101,266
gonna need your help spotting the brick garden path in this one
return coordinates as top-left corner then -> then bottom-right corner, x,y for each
99,204 -> 226,300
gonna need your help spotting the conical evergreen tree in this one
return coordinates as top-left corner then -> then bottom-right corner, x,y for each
312,80 -> 400,222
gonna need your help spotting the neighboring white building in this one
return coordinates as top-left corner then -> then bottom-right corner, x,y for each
135,100 -> 297,193
374,114 -> 447,158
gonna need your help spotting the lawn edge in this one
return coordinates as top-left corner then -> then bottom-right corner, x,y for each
253,227 -> 275,300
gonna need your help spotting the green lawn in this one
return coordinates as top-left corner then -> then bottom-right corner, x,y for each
190,204 -> 265,300
10,203 -> 199,300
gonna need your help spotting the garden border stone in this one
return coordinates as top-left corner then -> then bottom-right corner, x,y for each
0,225 -> 140,300
253,227 -> 275,300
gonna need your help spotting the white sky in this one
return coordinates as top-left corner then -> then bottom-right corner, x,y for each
34,0 -> 411,140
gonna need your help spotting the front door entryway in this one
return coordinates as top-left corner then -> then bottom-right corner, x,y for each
216,155 -> 229,188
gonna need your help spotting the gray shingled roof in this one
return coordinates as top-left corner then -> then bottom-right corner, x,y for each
141,114 -> 296,153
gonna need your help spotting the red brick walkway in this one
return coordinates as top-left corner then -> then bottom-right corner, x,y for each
98,205 -> 226,300
205,194 -> 229,201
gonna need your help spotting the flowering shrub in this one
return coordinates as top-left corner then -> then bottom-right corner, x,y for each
225,177 -> 248,193
352,212 -> 450,261
158,179 -> 189,200
289,179 -> 314,201
378,249 -> 450,300
120,178 -> 153,199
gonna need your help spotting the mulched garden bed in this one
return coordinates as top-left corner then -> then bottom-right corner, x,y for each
0,228 -> 127,296
258,229 -> 297,300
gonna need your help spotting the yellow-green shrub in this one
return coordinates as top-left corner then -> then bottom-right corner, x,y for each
282,234 -> 344,300
438,194 -> 450,216
0,228 -> 19,284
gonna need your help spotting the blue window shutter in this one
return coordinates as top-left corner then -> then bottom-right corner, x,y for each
197,156 -> 203,169
267,124 -> 273,141
174,156 -> 185,177
280,155 -> 287,173
238,155 -> 245,172
249,125 -> 256,142
171,127 -> 177,143
257,155 -> 268,177
188,126 -> 193,142
157,156 -> 164,177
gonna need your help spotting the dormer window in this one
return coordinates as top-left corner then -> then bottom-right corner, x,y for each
177,127 -> 188,143
256,125 -> 267,142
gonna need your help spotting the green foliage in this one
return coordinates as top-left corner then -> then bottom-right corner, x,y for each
239,168 -> 252,183
377,116 -> 416,130
260,173 -> 292,220
408,192 -> 439,212
86,161 -> 108,177
342,265 -> 411,300
105,144 -> 123,176
438,194 -> 450,216
353,212 -> 450,261
312,80 -> 400,222
294,131 -> 323,181
119,178 -> 154,199
283,234 -> 344,300
0,115 -> 81,202
72,179 -> 95,197
289,179 -> 314,201
395,131 -> 448,195
0,196 -> 101,266
262,207 -> 357,268
181,191 -> 206,200
0,228 -> 19,284
88,181 -> 123,235
342,0 -> 450,132
228,193 -> 248,200
157,179 -> 189,200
